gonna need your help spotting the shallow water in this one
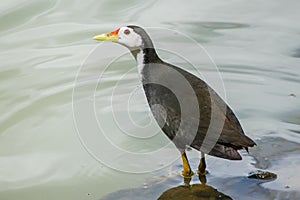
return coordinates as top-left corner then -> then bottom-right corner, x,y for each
1,0 -> 300,199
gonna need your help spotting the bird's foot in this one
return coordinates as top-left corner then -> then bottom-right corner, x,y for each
182,170 -> 194,178
197,169 -> 208,176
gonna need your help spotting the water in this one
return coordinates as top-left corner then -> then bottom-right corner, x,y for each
1,0 -> 300,199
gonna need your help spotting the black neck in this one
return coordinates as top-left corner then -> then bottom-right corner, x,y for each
141,31 -> 162,64
128,25 -> 162,64
130,48 -> 162,64
143,48 -> 162,64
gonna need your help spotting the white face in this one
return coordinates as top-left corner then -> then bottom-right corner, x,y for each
118,27 -> 142,49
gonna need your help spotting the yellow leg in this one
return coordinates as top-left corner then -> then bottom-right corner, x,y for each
181,151 -> 194,178
198,152 -> 208,175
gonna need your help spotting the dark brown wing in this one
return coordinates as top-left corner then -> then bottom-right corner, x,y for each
171,65 -> 256,160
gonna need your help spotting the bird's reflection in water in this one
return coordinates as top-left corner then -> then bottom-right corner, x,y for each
158,175 -> 232,200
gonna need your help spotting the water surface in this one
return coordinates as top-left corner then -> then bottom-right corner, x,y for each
1,0 -> 300,199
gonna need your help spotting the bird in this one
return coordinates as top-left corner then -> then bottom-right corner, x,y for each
93,25 -> 256,177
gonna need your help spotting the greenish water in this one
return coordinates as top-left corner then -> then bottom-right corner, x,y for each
1,0 -> 300,199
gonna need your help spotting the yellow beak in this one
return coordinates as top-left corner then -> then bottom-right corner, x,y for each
93,34 -> 118,42
93,28 -> 120,42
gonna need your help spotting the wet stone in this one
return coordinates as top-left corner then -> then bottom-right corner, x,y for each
248,170 -> 277,180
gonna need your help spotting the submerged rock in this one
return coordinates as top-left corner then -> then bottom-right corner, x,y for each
248,170 -> 277,180
158,183 -> 232,200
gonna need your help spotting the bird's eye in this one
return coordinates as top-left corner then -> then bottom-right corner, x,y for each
124,29 -> 131,35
